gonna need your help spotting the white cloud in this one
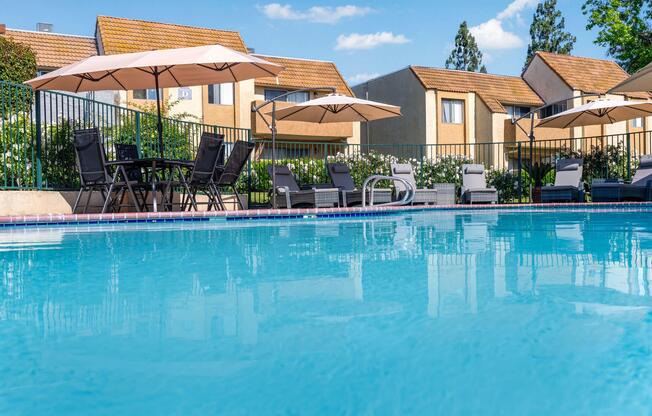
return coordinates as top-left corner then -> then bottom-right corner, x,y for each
347,72 -> 381,84
258,3 -> 372,24
497,0 -> 539,20
335,32 -> 410,50
469,0 -> 539,50
470,18 -> 524,50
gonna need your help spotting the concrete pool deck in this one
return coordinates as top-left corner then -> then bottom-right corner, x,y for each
1,202 -> 652,227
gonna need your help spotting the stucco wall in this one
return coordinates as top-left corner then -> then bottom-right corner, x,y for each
475,99 -> 493,144
523,55 -> 573,104
0,191 -> 245,216
352,68 -> 427,145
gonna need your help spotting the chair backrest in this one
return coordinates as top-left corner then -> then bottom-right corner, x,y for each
201,131 -> 225,167
327,163 -> 356,191
632,155 -> 652,186
554,158 -> 583,188
73,128 -> 109,185
461,164 -> 487,190
391,163 -> 417,192
115,143 -> 142,182
215,141 -> 255,186
189,134 -> 224,184
267,165 -> 300,192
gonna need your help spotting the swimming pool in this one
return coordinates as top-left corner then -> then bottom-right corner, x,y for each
1,208 -> 652,415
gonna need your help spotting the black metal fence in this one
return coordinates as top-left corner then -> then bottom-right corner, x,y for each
0,80 -> 250,190
2,80 -> 650,205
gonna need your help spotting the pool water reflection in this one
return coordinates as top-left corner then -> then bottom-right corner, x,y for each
1,209 -> 652,415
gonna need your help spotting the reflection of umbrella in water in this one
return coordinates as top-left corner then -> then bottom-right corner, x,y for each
25,44 -> 283,158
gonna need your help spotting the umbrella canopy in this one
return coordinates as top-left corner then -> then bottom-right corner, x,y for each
536,99 -> 652,129
267,93 -> 401,123
610,61 -> 652,93
25,44 -> 283,92
25,44 -> 283,158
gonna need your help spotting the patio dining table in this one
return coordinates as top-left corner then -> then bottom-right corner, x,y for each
106,157 -> 194,212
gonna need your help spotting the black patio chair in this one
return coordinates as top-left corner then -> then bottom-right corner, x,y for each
214,140 -> 255,210
72,128 -> 140,213
180,134 -> 225,211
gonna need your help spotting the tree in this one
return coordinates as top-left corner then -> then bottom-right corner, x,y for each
523,0 -> 576,70
0,36 -> 37,83
445,21 -> 487,73
582,0 -> 652,73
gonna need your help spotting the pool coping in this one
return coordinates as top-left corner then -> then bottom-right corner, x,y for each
1,201 -> 652,228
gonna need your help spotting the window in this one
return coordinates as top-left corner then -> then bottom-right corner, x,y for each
208,83 -> 234,105
540,103 -> 567,119
133,89 -> 161,100
632,118 -> 643,128
506,105 -> 531,119
441,99 -> 464,124
264,89 -> 310,103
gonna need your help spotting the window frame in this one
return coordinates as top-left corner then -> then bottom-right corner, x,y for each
441,99 -> 464,125
207,83 -> 234,105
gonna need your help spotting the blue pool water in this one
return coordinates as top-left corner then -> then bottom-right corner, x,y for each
2,208 -> 652,415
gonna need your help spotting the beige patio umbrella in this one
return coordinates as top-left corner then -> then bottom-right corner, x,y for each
268,93 -> 402,122
257,91 -> 401,208
25,44 -> 283,157
536,99 -> 652,128
610,61 -> 652,93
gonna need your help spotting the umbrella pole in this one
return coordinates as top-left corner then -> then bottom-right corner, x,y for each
155,71 -> 164,159
271,101 -> 277,209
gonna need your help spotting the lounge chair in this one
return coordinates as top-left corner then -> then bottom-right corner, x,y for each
460,164 -> 498,204
214,140 -> 255,210
591,155 -> 652,202
180,134 -> 224,211
267,165 -> 340,208
541,158 -> 584,203
326,163 -> 392,207
72,128 -> 141,213
390,163 -> 437,205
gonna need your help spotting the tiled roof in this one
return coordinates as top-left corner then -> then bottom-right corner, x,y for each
410,66 -> 543,113
1,29 -> 97,69
253,54 -> 353,96
96,16 -> 248,55
534,51 -> 649,99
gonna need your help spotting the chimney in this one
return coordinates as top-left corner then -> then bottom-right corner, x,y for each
0,24 -> 6,34
36,22 -> 53,33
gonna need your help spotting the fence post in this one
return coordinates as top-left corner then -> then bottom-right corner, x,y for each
247,129 -> 252,207
135,112 -> 141,157
517,142 -> 522,203
34,90 -> 43,190
324,143 -> 329,176
626,132 -> 632,181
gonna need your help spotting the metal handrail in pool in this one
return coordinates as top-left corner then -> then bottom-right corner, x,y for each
362,175 -> 415,207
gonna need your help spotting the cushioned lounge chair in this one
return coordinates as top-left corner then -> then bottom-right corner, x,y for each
326,163 -> 392,207
390,163 -> 437,205
541,158 -> 584,203
592,155 -> 652,202
460,164 -> 498,204
267,165 -> 340,208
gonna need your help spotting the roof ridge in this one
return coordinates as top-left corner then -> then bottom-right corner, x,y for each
253,53 -> 335,64
535,50 -> 618,65
96,15 -> 242,34
410,65 -> 524,80
4,28 -> 95,40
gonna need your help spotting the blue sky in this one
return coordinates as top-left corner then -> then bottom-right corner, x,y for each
4,0 -> 606,84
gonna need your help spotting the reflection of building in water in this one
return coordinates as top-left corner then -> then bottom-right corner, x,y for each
3,212 -> 652,342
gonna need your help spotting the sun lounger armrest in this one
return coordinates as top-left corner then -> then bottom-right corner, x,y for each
313,188 -> 340,193
301,183 -> 334,190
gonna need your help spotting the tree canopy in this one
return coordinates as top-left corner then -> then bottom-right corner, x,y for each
524,0 -> 576,70
0,36 -> 37,83
445,21 -> 487,73
582,0 -> 652,73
